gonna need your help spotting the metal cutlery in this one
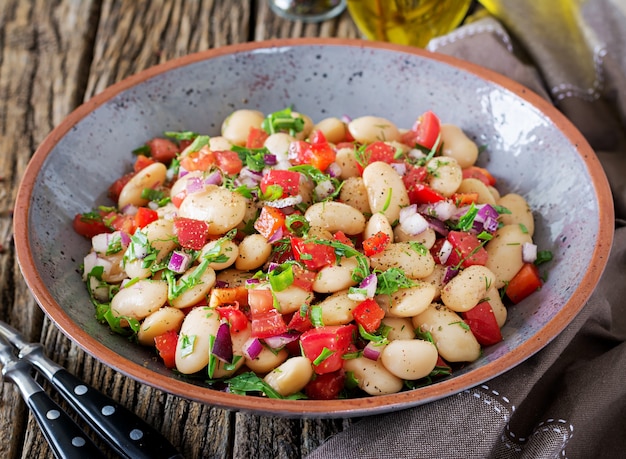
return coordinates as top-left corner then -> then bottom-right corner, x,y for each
0,320 -> 184,459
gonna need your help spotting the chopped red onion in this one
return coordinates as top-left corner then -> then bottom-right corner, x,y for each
204,171 -> 223,186
522,242 -> 538,263
427,200 -> 457,221
326,162 -> 341,178
475,204 -> 499,223
185,176 -> 204,194
91,233 -> 112,255
437,239 -> 453,265
262,195 -> 303,208
242,337 -> 263,360
267,226 -> 284,244
239,167 -> 263,183
178,165 -> 189,178
399,205 -> 429,235
314,180 -> 335,200
121,204 -> 138,216
408,149 -> 427,161
120,231 -> 131,247
168,250 -> 192,274
215,280 -> 230,288
83,252 -> 98,278
399,204 -> 418,222
390,162 -> 407,176
424,215 -> 449,237
267,262 -> 280,272
341,114 -> 352,123
348,273 -> 377,301
363,341 -> 385,361
264,154 -> 277,166
212,323 -> 233,363
263,331 -> 300,349
443,266 -> 459,283
482,216 -> 499,233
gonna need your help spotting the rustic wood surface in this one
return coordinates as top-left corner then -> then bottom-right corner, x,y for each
0,1 -> 361,458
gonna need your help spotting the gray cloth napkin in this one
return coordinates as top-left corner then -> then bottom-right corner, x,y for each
309,1 -> 626,457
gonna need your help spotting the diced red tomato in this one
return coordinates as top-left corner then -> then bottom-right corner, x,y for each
134,207 -> 158,228
260,169 -> 301,198
287,309 -> 313,333
405,110 -> 441,150
407,183 -> 446,205
246,127 -> 269,149
463,166 -> 496,187
171,190 -> 187,208
300,324 -> 356,374
429,238 -> 446,265
461,301 -> 502,346
333,231 -> 354,247
505,263 -> 543,304
174,217 -> 210,250
146,138 -> 179,164
108,172 -> 135,202
402,165 -> 428,191
305,370 -> 345,400
351,298 -> 385,333
180,146 -> 215,172
133,154 -> 156,172
105,212 -> 137,235
248,288 -> 274,315
214,150 -> 243,175
217,306 -> 249,334
250,310 -> 287,339
362,231 -> 390,257
288,133 -> 336,172
254,206 -> 286,240
356,141 -> 397,173
445,231 -> 488,268
290,264 -> 316,292
154,330 -> 178,368
308,142 -> 336,172
72,212 -> 111,238
451,192 -> 479,206
291,237 -> 337,271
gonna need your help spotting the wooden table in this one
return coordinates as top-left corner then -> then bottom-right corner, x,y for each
0,2 -> 361,457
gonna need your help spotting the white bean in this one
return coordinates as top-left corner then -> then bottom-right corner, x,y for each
175,306 -> 221,374
313,257 -> 360,294
178,187 -> 247,235
118,162 -> 167,209
379,282 -> 437,318
381,317 -> 416,340
440,265 -> 496,312
364,213 -> 393,241
316,290 -> 360,325
169,266 -> 216,309
313,117 -> 346,144
348,116 -> 401,143
264,133 -> 295,162
235,234 -> 272,271
335,146 -> 360,179
221,109 -> 265,146
304,201 -> 366,235
426,157 -> 462,198
456,178 -> 497,206
380,339 -> 439,380
263,356 -> 313,397
343,356 -> 404,395
486,286 -> 507,328
273,285 -> 314,314
137,307 -> 185,346
111,279 -> 168,322
362,161 -> 410,223
369,242 -> 435,279
212,323 -> 251,378
291,112 -> 314,140
200,239 -> 239,270
412,303 -> 481,362
497,193 -> 534,236
440,124 -> 479,168
393,225 -> 436,249
246,346 -> 289,374
215,268 -> 252,287
339,177 -> 371,215
485,224 -> 533,288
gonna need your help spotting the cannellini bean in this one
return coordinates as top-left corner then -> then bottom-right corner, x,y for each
97,252 -> 126,283
412,303 -> 481,362
348,116 -> 401,143
212,323 -> 251,379
380,282 -> 437,317
246,346 -> 289,374
273,285 -> 314,314
235,234 -> 272,271
304,201 -> 366,235
111,279 -> 168,322
369,242 -> 435,279
393,225 -> 436,248
339,177 -> 371,215
362,161 -> 410,223
264,133 -> 295,162
292,112 -> 314,140
175,306 -> 221,374
336,146 -> 360,179
169,171 -> 206,199
169,266 -> 216,309
364,213 -> 393,241
178,187 -> 247,235
486,286 -> 507,328
440,124 -> 479,168
316,290 -> 360,325
497,193 -> 534,236
488,185 -> 501,201
343,356 -> 404,395
215,268 -> 252,287
425,157 -> 462,198
264,356 -> 313,397
200,239 -> 239,270
208,136 -> 233,152
221,109 -> 265,146
485,224 -> 533,288
137,307 -> 185,346
381,317 -> 416,340
313,257 -> 361,293
456,178 -> 497,206
420,264 -> 446,300
125,219 -> 179,280
381,339 -> 439,380
441,265 -> 496,312
118,162 -> 167,209
313,117 -> 346,144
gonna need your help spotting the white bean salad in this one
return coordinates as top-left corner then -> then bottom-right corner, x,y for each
75,107 -> 551,399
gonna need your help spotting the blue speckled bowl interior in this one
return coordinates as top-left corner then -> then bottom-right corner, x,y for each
15,39 -> 613,417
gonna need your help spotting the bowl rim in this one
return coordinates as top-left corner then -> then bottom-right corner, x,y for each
13,37 -> 615,417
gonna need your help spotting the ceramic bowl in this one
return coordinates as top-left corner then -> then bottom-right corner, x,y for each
14,38 -> 613,417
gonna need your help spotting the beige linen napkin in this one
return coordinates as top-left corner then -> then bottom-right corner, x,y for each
309,1 -> 626,457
